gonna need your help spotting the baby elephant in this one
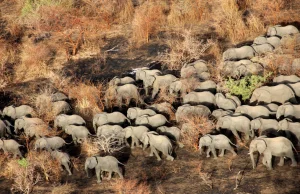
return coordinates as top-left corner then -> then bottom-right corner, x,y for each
65,125 -> 91,144
85,156 -> 124,183
51,150 -> 72,175
199,134 -> 237,158
0,139 -> 23,158
34,136 -> 67,151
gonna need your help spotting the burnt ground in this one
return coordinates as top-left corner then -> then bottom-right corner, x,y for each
25,145 -> 300,194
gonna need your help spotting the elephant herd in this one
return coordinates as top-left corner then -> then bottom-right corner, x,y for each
222,25 -> 300,78
1,24 -> 300,185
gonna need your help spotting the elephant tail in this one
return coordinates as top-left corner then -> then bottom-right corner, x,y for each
65,141 -> 73,145
290,96 -> 298,104
291,142 -> 298,155
229,140 -> 238,148
126,118 -> 131,125
117,160 -> 126,166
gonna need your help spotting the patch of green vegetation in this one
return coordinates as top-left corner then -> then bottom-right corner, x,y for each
18,158 -> 29,168
21,0 -> 73,17
225,73 -> 271,101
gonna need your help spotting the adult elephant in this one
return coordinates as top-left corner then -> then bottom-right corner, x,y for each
183,91 -> 216,108
287,82 -> 300,98
105,84 -> 142,108
194,80 -> 217,93
169,80 -> 188,96
222,46 -> 255,61
65,125 -> 92,144
2,105 -> 35,120
135,114 -> 168,128
124,126 -> 149,148
216,115 -> 253,140
251,44 -> 274,55
180,60 -> 210,80
235,105 -> 273,119
127,107 -> 156,120
93,112 -> 130,130
157,126 -> 183,148
273,75 -> 300,84
175,104 -> 211,123
199,134 -> 237,158
85,156 -> 124,183
249,136 -> 297,170
141,131 -> 174,161
14,117 -> 46,134
0,120 -> 12,138
212,109 -> 233,120
267,25 -> 299,37
54,114 -> 86,130
278,119 -> 300,143
222,60 -> 264,78
51,150 -> 72,175
34,136 -> 67,151
0,139 -> 23,158
253,36 -> 281,48
135,68 -> 162,95
215,93 -> 238,111
147,74 -> 178,99
276,104 -> 300,120
250,118 -> 279,136
52,101 -> 72,115
109,76 -> 135,86
250,84 -> 297,105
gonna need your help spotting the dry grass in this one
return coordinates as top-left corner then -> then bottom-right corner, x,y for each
214,0 -> 265,43
51,183 -> 76,194
112,179 -> 151,194
68,82 -> 104,120
154,86 -> 177,105
195,162 -> 213,189
180,116 -> 215,150
131,0 -> 168,45
167,0 -> 207,28
160,30 -> 213,70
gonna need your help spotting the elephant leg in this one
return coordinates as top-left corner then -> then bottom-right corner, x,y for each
210,146 -> 218,159
287,152 -> 297,167
231,130 -> 241,141
63,162 -> 72,175
72,135 -> 77,145
149,146 -> 154,156
108,171 -> 112,180
116,168 -> 124,179
278,157 -> 284,166
145,86 -> 149,96
228,147 -> 237,156
266,156 -> 273,170
151,147 -> 162,161
96,168 -> 101,183
206,147 -> 211,158
262,156 -> 267,166
219,149 -> 225,157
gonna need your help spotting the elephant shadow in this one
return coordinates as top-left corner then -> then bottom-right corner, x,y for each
111,146 -> 131,176
215,128 -> 238,145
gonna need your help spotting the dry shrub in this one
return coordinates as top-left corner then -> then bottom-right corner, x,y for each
51,183 -> 76,194
81,139 -> 100,157
131,0 -> 167,45
160,30 -> 213,70
195,162 -> 212,189
68,82 -> 104,119
167,0 -> 207,28
15,43 -> 54,81
154,86 -> 177,105
112,179 -> 151,194
46,71 -> 71,92
181,116 -> 215,150
214,0 -> 265,43
1,151 -> 62,193
33,88 -> 57,122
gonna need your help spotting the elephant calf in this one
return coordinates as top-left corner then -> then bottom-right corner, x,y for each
54,114 -> 86,130
183,91 -> 216,108
135,114 -> 168,128
250,118 -> 279,136
127,107 -> 156,120
51,150 -> 72,175
34,136 -> 67,151
0,139 -> 23,158
85,156 -> 124,183
65,125 -> 91,144
199,134 -> 237,158
157,126 -> 183,148
124,126 -> 149,148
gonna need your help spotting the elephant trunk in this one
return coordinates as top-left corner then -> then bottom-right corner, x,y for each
250,151 -> 256,169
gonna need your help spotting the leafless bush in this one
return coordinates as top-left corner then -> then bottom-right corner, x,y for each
112,179 -> 151,194
181,116 -> 215,150
160,30 -> 213,70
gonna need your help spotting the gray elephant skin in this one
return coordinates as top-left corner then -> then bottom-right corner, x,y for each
34,136 -> 66,151
147,74 -> 178,99
212,109 -> 233,120
52,101 -> 72,115
251,43 -> 274,55
216,115 -> 253,140
105,84 -> 142,107
109,76 -> 135,86
175,104 -> 211,123
157,126 -> 183,148
135,68 -> 161,95
141,132 -> 174,161
169,79 -> 188,96
250,118 -> 279,136
124,126 -> 149,148
0,119 -> 12,137
2,105 -> 35,120
222,60 -> 264,78
93,112 -> 130,130
222,46 -> 255,61
267,25 -> 299,37
215,93 -> 238,111
0,139 -> 23,158
51,150 -> 72,175
235,105 -> 273,119
199,134 -> 237,158
14,117 -> 46,134
135,114 -> 168,128
85,156 -> 124,183
249,136 -> 297,170
127,107 -> 156,120
276,104 -> 300,120
273,75 -> 300,84
250,84 -> 297,104
253,36 -> 281,48
54,114 -> 86,130
183,91 -> 216,108
65,125 -> 91,144
194,80 -> 217,93
180,60 -> 210,80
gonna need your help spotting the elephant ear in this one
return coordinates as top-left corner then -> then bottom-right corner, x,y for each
147,75 -> 156,86
256,141 -> 267,154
